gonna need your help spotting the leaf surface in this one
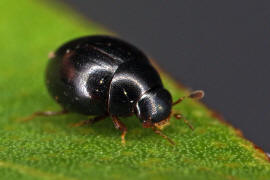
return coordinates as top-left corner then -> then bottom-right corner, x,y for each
0,1 -> 269,180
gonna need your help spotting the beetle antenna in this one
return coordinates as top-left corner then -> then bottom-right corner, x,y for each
174,113 -> 194,130
172,90 -> 204,106
152,126 -> 175,145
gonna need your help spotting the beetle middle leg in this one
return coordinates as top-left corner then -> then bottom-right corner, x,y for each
19,109 -> 68,122
111,116 -> 127,145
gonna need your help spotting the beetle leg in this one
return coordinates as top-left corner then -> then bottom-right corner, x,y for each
173,112 -> 194,130
19,109 -> 68,122
72,115 -> 108,127
172,90 -> 204,106
111,116 -> 127,145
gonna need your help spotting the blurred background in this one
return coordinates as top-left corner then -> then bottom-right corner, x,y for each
61,0 -> 270,152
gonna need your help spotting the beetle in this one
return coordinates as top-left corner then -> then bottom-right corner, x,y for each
25,35 -> 204,145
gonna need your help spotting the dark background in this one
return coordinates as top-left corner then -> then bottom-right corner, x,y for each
61,0 -> 270,152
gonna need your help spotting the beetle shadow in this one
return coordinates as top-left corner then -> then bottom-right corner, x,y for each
34,113 -> 156,141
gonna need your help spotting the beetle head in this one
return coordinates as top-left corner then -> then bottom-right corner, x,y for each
135,88 -> 172,129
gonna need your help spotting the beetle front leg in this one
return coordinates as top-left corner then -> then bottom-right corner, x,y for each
111,116 -> 127,145
20,109 -> 68,122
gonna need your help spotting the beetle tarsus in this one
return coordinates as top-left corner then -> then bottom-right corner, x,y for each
19,109 -> 68,122
112,116 -> 127,145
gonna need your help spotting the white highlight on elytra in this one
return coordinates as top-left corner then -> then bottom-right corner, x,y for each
75,63 -> 111,98
123,89 -> 128,96
99,78 -> 104,84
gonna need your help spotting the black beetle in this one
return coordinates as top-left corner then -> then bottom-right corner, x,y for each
26,35 -> 204,145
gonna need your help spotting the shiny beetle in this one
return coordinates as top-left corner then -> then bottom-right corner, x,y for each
26,35 -> 204,144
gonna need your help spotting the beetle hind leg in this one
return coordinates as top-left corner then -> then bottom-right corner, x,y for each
19,109 -> 68,122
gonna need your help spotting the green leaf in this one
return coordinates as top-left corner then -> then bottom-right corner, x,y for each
0,1 -> 269,180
